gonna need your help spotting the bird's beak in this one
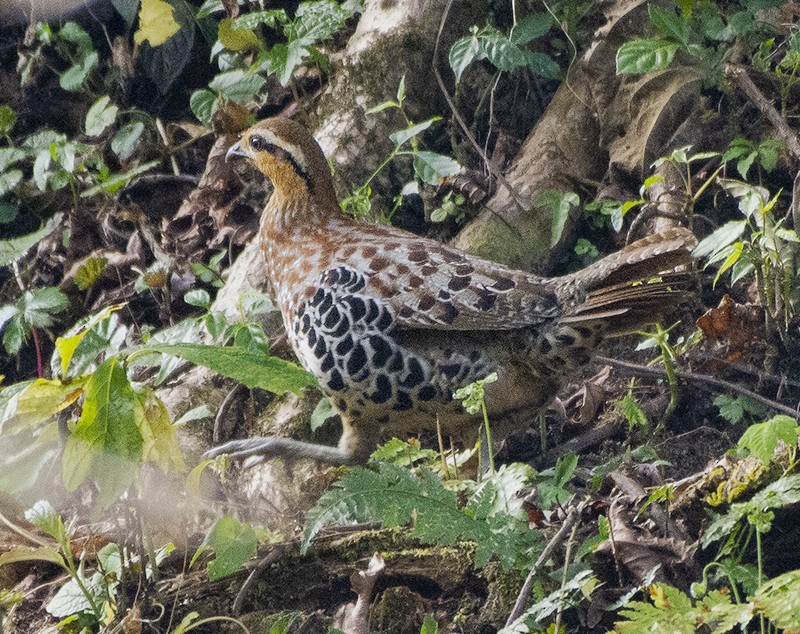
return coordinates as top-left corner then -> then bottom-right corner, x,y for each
226,141 -> 247,162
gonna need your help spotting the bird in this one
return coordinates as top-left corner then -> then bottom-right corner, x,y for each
205,117 -> 697,466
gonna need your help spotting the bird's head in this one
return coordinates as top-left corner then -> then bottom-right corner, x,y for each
226,117 -> 337,210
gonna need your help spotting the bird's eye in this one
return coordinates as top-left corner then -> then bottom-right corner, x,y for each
249,135 -> 268,151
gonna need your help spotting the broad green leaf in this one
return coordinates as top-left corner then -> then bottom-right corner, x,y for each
0,546 -> 64,568
110,0 -> 140,24
3,378 -> 84,433
449,32 -> 481,82
183,289 -> 210,308
58,22 -> 93,50
648,4 -> 689,44
389,117 -> 439,147
135,387 -> 185,472
24,500 -> 68,542
189,89 -> 216,125
0,147 -> 26,172
140,343 -> 317,395
46,572 -> 105,618
712,241 -> 743,287
111,121 -> 145,160
59,50 -> 98,91
754,569 -> 800,630
218,17 -> 261,51
1,314 -> 25,354
134,0 -> 180,46
201,515 -> 258,580
233,9 -> 287,30
0,213 -> 63,266
477,26 -> 527,72
616,39 -> 679,74
310,397 -> 336,432
62,357 -> 142,492
510,12 -> 551,45
19,287 -> 69,328
738,415 -> 798,464
0,169 -> 22,197
526,50 -> 560,79
693,220 -> 746,259
208,69 -> 267,104
85,95 -> 119,136
55,304 -> 122,378
412,151 -> 460,185
420,614 -> 439,634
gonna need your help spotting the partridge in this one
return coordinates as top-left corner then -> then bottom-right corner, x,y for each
206,117 -> 696,465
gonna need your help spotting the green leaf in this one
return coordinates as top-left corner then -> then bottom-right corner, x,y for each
218,17 -> 261,51
59,50 -> 98,91
81,159 -> 160,197
738,415 -> 798,464
55,304 -> 122,378
135,387 -> 185,472
45,571 -> 105,618
183,289 -> 210,308
136,0 -> 194,93
74,256 -> 108,290
510,12 -> 551,45
208,69 -> 267,104
0,546 -> 65,568
0,104 -> 16,135
233,9 -> 287,30
189,89 -> 217,125
648,4 -> 689,45
449,32 -> 481,82
754,569 -> 800,630
62,357 -> 143,493
0,147 -> 26,172
140,343 -> 317,395
412,151 -> 460,185
201,515 -> 257,580
693,220 -> 746,259
420,614 -> 439,634
389,118 -> 439,147
111,121 -> 145,160
24,500 -> 69,543
19,287 -> 69,329
616,39 -> 679,74
478,26 -> 527,72
0,169 -> 22,197
2,314 -> 26,354
310,397 -> 336,432
85,95 -> 119,136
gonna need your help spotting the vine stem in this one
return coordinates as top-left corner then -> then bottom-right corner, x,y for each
31,326 -> 43,378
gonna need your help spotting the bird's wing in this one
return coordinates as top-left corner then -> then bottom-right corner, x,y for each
331,231 -> 561,331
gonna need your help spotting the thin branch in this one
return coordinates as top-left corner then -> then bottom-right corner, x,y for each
432,0 -> 529,214
724,64 -> 800,162
595,356 -> 800,418
505,508 -> 581,627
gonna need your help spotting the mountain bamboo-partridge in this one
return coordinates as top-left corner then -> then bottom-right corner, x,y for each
206,117 -> 696,465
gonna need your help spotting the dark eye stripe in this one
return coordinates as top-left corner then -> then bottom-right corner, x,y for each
249,134 -> 313,190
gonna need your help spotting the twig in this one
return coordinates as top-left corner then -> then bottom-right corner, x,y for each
232,545 -> 288,615
432,0 -> 528,215
595,356 -> 800,418
724,64 -> 800,162
505,508 -> 581,627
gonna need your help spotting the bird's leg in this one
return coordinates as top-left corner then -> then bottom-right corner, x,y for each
202,417 -> 378,467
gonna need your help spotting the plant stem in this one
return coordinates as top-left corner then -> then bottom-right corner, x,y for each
481,400 -> 495,474
31,327 -> 43,378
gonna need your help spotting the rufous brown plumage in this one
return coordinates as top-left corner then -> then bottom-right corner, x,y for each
205,117 -> 696,465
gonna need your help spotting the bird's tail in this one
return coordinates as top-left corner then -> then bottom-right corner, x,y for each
554,227 -> 697,336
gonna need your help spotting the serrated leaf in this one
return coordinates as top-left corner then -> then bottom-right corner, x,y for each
85,95 -> 119,136
754,569 -> 800,630
648,4 -> 689,45
74,256 -> 108,290
62,357 -> 142,493
412,151 -> 460,185
134,0 -> 180,46
233,9 -> 287,30
616,39 -> 679,74
19,287 -> 69,329
140,343 -> 317,395
738,415 -> 798,464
